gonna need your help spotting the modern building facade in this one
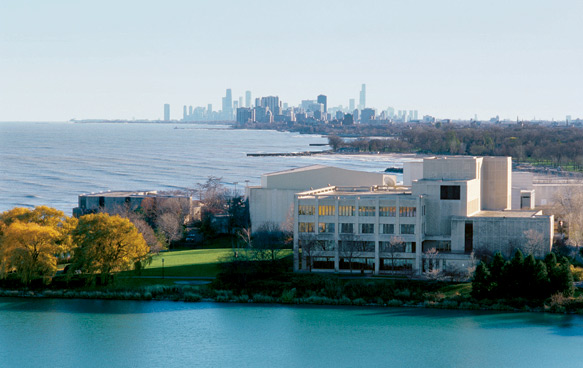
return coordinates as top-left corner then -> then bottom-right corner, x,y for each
247,165 -> 396,233
292,157 -> 554,275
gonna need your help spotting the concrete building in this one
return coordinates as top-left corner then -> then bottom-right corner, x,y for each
317,94 -> 327,113
236,107 -> 255,124
73,190 -> 201,222
292,157 -> 554,275
247,165 -> 396,233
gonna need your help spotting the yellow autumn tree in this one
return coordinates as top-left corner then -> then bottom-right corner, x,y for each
3,221 -> 61,284
0,206 -> 77,282
70,213 -> 149,284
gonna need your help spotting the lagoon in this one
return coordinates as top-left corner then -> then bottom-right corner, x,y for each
1,298 -> 582,368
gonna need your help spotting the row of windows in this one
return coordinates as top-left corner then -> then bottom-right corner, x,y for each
299,222 -> 415,235
299,241 -> 416,254
299,205 -> 417,217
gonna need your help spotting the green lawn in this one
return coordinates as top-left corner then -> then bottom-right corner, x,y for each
137,248 -> 236,278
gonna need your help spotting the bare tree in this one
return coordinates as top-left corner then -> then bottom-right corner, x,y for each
423,247 -> 441,280
339,233 -> 359,274
298,233 -> 318,272
552,187 -> 583,248
523,229 -> 544,258
156,212 -> 183,247
252,222 -> 289,261
386,236 -> 405,274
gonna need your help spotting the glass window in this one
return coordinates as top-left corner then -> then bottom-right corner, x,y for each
298,205 -> 315,215
360,223 -> 375,234
359,206 -> 376,216
399,207 -> 416,217
340,223 -> 354,234
440,185 -> 461,200
379,206 -> 396,217
318,205 -> 335,216
318,222 -> 335,233
381,224 -> 395,234
400,224 -> 415,234
299,222 -> 315,233
338,205 -> 355,216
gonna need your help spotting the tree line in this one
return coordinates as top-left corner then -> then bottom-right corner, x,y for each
472,250 -> 573,301
328,124 -> 583,169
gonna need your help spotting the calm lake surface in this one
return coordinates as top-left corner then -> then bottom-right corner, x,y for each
0,121 -> 417,214
1,298 -> 582,368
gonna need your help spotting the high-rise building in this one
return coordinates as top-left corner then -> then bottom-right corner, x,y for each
189,106 -> 193,116
359,84 -> 366,109
255,98 -> 261,108
222,89 -> 233,120
349,98 -> 355,111
233,101 -> 239,110
261,96 -> 281,116
245,91 -> 252,108
207,104 -> 213,114
236,107 -> 255,124
183,105 -> 187,120
361,108 -> 376,124
238,97 -> 243,109
317,94 -> 327,113
163,104 -> 170,121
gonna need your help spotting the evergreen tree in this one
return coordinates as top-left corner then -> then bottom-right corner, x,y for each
488,252 -> 507,298
471,262 -> 491,299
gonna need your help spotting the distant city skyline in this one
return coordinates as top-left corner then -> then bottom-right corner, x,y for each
1,0 -> 582,122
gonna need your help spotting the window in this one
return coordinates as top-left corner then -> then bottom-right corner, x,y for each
379,206 -> 396,217
379,241 -> 405,253
340,223 -> 354,234
318,222 -> 335,233
359,206 -> 376,216
400,224 -> 415,234
361,223 -> 375,234
298,205 -> 315,215
317,240 -> 336,251
338,205 -> 355,216
440,185 -> 461,200
299,222 -> 315,233
399,207 -> 416,217
318,205 -> 335,216
381,224 -> 395,234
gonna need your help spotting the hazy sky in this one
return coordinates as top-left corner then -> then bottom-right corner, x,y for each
1,0 -> 582,121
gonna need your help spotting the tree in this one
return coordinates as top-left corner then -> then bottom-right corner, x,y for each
252,222 -> 289,261
552,186 -> 583,248
471,262 -> 491,299
386,236 -> 404,274
3,222 -> 61,284
339,234 -> 359,273
522,229 -> 544,257
298,233 -> 318,272
0,206 -> 76,283
70,213 -> 149,285
423,247 -> 440,279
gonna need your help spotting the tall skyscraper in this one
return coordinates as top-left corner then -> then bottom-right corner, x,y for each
238,97 -> 243,109
317,94 -> 327,113
163,104 -> 170,121
222,89 -> 233,120
359,84 -> 366,109
183,105 -> 187,120
349,99 -> 355,111
245,91 -> 252,108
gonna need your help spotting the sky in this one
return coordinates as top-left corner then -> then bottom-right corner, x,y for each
1,0 -> 582,121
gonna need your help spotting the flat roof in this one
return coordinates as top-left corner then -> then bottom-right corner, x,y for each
297,186 -> 413,198
471,210 -> 543,218
262,164 -> 328,176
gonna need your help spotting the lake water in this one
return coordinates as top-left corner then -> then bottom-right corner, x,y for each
0,122 -> 417,214
0,298 -> 582,368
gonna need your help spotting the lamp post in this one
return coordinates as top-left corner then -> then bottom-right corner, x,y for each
162,258 -> 165,279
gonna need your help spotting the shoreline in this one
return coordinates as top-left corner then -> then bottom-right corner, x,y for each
0,286 -> 572,315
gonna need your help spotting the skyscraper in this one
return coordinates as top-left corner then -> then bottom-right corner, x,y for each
245,91 -> 252,108
349,99 -> 355,111
222,89 -> 233,120
163,104 -> 170,121
238,97 -> 243,109
317,94 -> 327,113
359,84 -> 366,109
183,105 -> 187,121
261,96 -> 281,116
